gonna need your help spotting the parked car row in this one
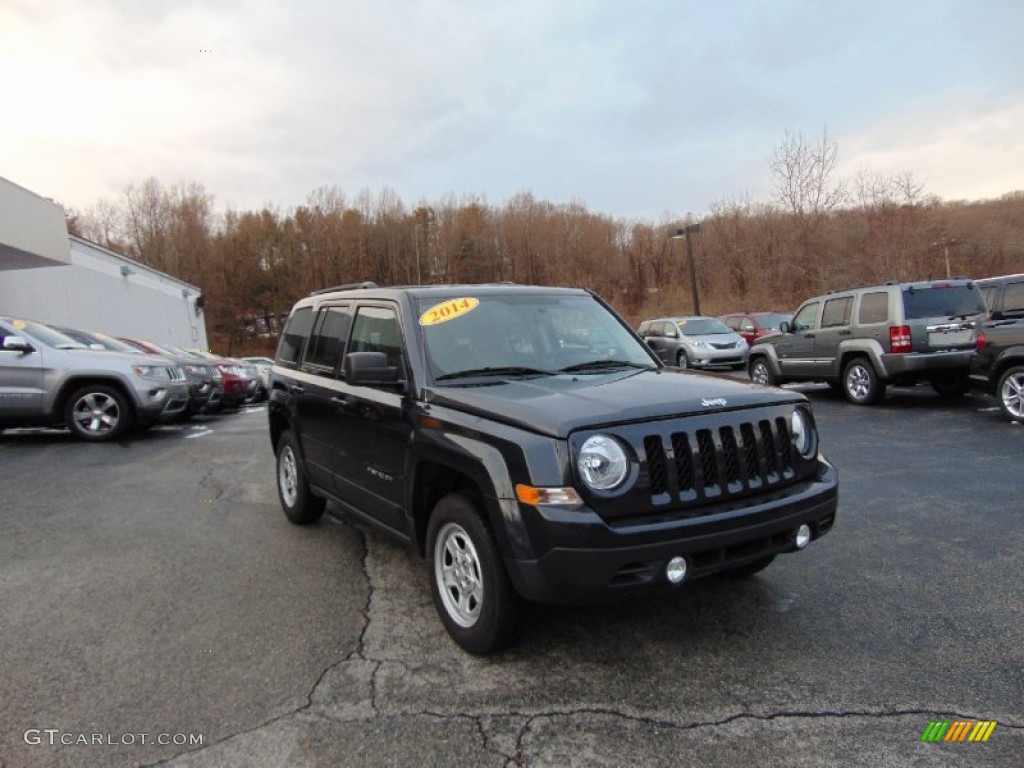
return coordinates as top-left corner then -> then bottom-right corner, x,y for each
0,316 -> 266,441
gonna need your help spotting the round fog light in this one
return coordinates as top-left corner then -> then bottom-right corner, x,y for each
794,524 -> 812,550
666,556 -> 688,584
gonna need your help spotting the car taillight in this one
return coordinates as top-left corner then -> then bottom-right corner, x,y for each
976,331 -> 987,351
889,325 -> 912,353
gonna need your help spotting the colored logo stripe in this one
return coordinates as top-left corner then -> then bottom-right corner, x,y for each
921,721 -> 997,742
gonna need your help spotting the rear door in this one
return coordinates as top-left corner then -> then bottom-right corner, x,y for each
813,295 -> 855,374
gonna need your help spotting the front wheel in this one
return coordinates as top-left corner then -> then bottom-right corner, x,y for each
842,357 -> 885,405
997,365 -> 1024,423
65,385 -> 132,441
675,350 -> 689,369
427,493 -> 517,655
276,431 -> 325,524
749,357 -> 777,386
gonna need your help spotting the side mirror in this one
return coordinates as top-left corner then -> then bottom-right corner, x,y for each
2,336 -> 34,353
344,351 -> 403,388
779,321 -> 790,334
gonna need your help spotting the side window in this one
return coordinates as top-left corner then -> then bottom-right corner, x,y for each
821,296 -> 853,327
637,321 -> 651,336
1002,282 -> 1024,315
276,307 -> 314,367
349,305 -> 404,371
723,316 -> 739,330
980,285 -> 999,311
662,321 -> 678,338
303,305 -> 351,374
858,292 -> 889,324
792,302 -> 820,332
740,318 -> 755,332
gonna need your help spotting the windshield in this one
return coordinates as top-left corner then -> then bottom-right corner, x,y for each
59,328 -> 141,353
4,319 -> 87,349
901,284 -> 987,320
415,292 -> 656,382
756,313 -> 789,330
678,318 -> 731,336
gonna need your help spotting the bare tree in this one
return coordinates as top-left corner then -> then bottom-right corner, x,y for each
769,128 -> 846,215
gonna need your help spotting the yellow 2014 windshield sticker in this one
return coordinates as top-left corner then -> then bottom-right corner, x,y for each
12,320 -> 27,330
419,297 -> 479,326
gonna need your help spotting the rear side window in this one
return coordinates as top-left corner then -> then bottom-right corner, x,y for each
1003,282 -> 1024,316
276,307 -> 314,366
901,285 -> 986,320
303,305 -> 351,373
821,297 -> 853,327
858,292 -> 889,324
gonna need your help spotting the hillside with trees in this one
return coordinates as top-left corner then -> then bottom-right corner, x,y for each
66,131 -> 1024,354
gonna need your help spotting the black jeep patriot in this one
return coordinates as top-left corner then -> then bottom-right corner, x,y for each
268,283 -> 838,654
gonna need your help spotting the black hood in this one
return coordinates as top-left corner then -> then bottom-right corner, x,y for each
424,368 -> 803,438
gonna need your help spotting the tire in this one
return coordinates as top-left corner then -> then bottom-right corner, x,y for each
749,357 -> 777,386
719,554 -> 776,579
675,350 -> 689,369
929,371 -> 969,398
842,357 -> 885,405
276,431 -> 326,524
427,492 -> 517,655
64,385 -> 132,441
996,365 -> 1024,423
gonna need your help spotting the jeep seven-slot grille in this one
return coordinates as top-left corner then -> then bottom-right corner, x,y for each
644,417 -> 796,509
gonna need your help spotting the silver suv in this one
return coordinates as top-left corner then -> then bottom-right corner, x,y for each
747,279 -> 987,404
0,317 -> 190,440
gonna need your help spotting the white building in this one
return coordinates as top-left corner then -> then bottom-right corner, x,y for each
0,176 -> 208,348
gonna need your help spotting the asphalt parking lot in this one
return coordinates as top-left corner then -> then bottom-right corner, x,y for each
1,387 -> 1022,767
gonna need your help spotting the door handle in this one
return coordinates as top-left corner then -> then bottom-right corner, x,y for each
289,384 -> 304,396
838,330 -> 852,336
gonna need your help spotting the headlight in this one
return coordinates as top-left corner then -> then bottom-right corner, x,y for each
577,434 -> 629,490
132,365 -> 164,379
694,341 -> 711,349
790,409 -> 815,458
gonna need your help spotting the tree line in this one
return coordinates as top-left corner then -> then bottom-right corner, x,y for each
66,131 -> 1024,354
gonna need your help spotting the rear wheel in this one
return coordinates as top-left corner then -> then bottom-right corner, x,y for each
276,431 -> 325,524
427,492 -> 517,655
65,385 -> 132,441
997,365 -> 1024,423
749,357 -> 777,386
929,371 -> 969,398
842,357 -> 885,405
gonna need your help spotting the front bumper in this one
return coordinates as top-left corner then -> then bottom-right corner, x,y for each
136,381 -> 191,424
503,459 -> 838,604
691,347 -> 749,368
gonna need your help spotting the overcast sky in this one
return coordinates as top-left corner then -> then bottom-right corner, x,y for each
2,0 -> 1022,220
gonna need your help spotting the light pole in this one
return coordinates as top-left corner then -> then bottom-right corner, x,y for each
671,223 -> 702,315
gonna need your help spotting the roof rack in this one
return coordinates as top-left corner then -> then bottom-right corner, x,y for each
308,281 -> 378,296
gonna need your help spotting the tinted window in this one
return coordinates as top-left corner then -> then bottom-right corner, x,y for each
350,305 -> 403,370
901,285 -> 986,320
277,306 -> 314,366
678,318 -> 731,335
304,305 -> 350,372
1003,282 -> 1024,315
858,292 -> 889,324
980,285 -> 999,311
821,297 -> 853,327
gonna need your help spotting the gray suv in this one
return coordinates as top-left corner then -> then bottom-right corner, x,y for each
747,279 -> 987,404
0,317 -> 190,440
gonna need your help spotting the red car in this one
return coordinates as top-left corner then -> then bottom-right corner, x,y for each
719,312 -> 790,346
186,351 -> 259,407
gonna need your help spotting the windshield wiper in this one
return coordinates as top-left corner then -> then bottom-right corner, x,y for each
559,360 -> 654,373
435,366 -> 554,381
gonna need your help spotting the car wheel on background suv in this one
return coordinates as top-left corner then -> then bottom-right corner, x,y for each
427,492 -> 517,655
65,385 -> 132,441
929,371 -> 970,398
276,431 -> 326,524
749,357 -> 776,386
997,365 -> 1024,423
842,357 -> 886,405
